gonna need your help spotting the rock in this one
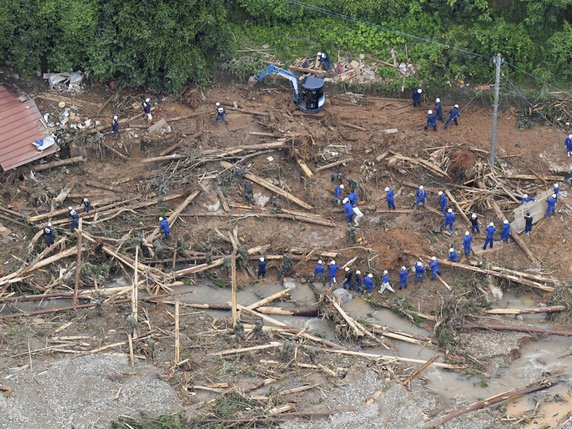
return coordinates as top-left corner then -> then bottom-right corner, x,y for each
488,283 -> 503,301
283,277 -> 297,290
253,193 -> 270,207
333,288 -> 353,303
207,200 -> 221,212
147,118 -> 172,135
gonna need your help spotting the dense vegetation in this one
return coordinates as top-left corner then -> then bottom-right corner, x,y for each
0,0 -> 570,92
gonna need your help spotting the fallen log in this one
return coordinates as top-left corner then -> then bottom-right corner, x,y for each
389,152 -> 449,178
323,349 -> 457,369
220,161 -> 312,210
208,342 -> 282,357
160,301 -> 318,317
445,190 -> 471,226
0,247 -> 77,286
27,196 -> 123,223
174,245 -> 268,277
140,154 -> 185,163
339,122 -> 367,131
0,298 -> 130,319
245,289 -> 290,311
463,322 -> 572,336
295,158 -> 314,177
423,375 -> 560,428
314,158 -> 352,173
480,306 -> 565,315
102,143 -> 129,160
368,323 -> 433,345
403,354 -> 441,390
186,212 -> 335,227
145,191 -> 200,242
31,156 -> 84,172
498,174 -> 562,182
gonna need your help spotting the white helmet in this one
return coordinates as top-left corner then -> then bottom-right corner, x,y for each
417,89 -> 422,93
344,267 -> 350,272
471,213 -> 477,219
342,198 -> 349,204
385,187 -> 390,192
215,102 -> 220,107
260,257 -> 265,262
447,208 -> 453,213
339,184 -> 344,189
428,110 -> 433,114
159,217 -> 164,221
454,104 -> 459,108
438,191 -> 443,196
367,273 -> 373,278
318,259 -> 323,264
552,194 -> 557,198
569,134 -> 572,139
449,248 -> 454,253
47,222 -> 52,227
113,115 -> 118,120
68,206 -> 73,211
83,198 -> 88,202
523,194 -> 528,198
417,261 -> 422,266
436,98 -> 440,102
383,270 -> 388,275
489,222 -> 494,227
145,98 -> 150,103
419,185 -> 424,190
401,266 -> 406,271
465,231 -> 470,236
330,260 -> 336,265
431,256 -> 436,261
356,270 -> 361,275
504,219 -> 509,224
317,52 -> 322,56
554,183 -> 559,188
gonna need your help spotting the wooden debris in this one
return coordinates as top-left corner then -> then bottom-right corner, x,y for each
72,219 -> 83,305
295,158 -> 314,177
403,354 -> 441,390
463,322 -> 572,336
188,211 -> 335,227
445,190 -> 471,225
245,289 -> 290,311
141,154 -> 185,163
102,143 -> 129,160
220,161 -> 312,210
174,300 -> 180,363
315,158 -> 352,172
323,349 -> 457,369
145,190 -> 200,243
389,152 -> 449,178
231,253 -> 238,328
208,342 -> 282,357
339,122 -> 367,131
32,156 -> 85,172
480,306 -> 565,315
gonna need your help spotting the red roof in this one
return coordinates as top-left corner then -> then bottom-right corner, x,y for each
0,85 -> 58,171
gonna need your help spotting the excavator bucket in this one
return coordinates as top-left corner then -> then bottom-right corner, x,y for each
247,76 -> 257,87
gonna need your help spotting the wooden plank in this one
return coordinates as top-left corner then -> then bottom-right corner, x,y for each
315,158 -> 352,173
220,161 -> 312,210
295,158 -> 314,177
481,306 -> 565,315
31,156 -> 84,172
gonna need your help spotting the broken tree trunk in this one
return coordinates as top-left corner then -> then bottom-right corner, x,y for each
389,152 -> 449,178
220,161 -> 312,210
403,354 -> 442,390
32,156 -> 85,172
295,158 -> 314,177
314,158 -> 352,173
145,191 -> 200,243
445,190 -> 471,226
423,375 -> 560,428
188,212 -> 335,227
323,349 -> 457,369
141,154 -> 185,163
463,322 -> 572,336
480,306 -> 565,315
162,302 -> 318,317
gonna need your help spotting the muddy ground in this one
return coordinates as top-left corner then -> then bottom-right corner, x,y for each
0,75 -> 571,428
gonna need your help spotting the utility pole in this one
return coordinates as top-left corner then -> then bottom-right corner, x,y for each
490,53 -> 503,170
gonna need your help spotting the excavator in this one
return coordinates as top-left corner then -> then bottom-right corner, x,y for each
248,64 -> 325,114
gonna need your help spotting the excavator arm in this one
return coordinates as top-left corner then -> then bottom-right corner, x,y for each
248,64 -> 300,104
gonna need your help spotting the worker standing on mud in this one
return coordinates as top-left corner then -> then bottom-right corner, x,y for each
448,248 -> 460,262
379,270 -> 395,293
444,209 -> 456,234
483,222 -> 496,249
143,98 -> 152,123
214,102 -> 227,124
412,88 -> 422,107
438,191 -> 447,215
424,109 -> 437,131
463,231 -> 473,257
257,257 -> 267,279
112,115 -> 119,139
524,212 -> 533,235
68,206 -> 79,232
565,134 -> 572,157
470,213 -> 480,234
435,98 -> 443,122
398,266 -> 409,290
363,273 -> 375,293
342,267 -> 353,290
43,223 -> 55,246
546,194 -> 557,217
444,104 -> 460,129
415,185 -> 427,208
429,257 -> 441,281
313,260 -> 326,285
385,187 -> 396,209
521,194 -> 535,205
328,260 -> 340,285
280,254 -> 293,278
83,198 -> 93,213
343,198 -> 354,225
334,184 -> 344,205
159,216 -> 170,239
500,220 -> 511,243
414,262 -> 425,283
317,52 -> 330,71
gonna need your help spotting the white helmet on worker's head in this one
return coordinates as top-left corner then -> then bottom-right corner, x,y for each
523,194 -> 528,198
260,257 -> 265,262
471,213 -> 477,219
504,219 -> 509,224
454,104 -> 459,108
367,273 -> 373,278
569,134 -> 572,139
342,198 -> 349,204
159,217 -> 163,221
318,259 -> 323,264
215,102 -> 220,107
83,198 -> 88,202
68,206 -> 73,211
419,185 -> 424,190
447,208 -> 453,213
438,191 -> 443,196
436,98 -> 440,102
465,231 -> 470,236
417,261 -> 423,266
489,222 -> 494,227
113,115 -> 118,120
431,256 -> 436,261
385,187 -> 390,192
449,248 -> 454,253
47,222 -> 52,227
552,194 -> 557,198
555,183 -> 559,188
344,267 -> 350,272
417,89 -> 422,93
339,184 -> 344,189
145,98 -> 150,103
330,260 -> 336,265
401,266 -> 406,271
383,270 -> 388,274
428,110 -> 433,114
356,270 -> 361,275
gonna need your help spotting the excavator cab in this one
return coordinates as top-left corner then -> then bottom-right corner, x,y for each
299,76 -> 325,114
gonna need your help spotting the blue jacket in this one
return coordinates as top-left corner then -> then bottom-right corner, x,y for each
429,260 -> 439,272
547,196 -> 557,208
439,194 -> 447,210
258,260 -> 267,272
435,101 -> 442,116
112,120 -> 119,132
414,264 -> 425,274
313,263 -> 325,275
502,224 -> 510,236
565,136 -> 572,150
412,89 -> 421,103
382,273 -> 390,283
463,235 -> 473,247
347,192 -> 358,206
416,189 -> 427,202
448,250 -> 459,261
521,196 -> 535,205
364,276 -> 374,290
160,219 -> 170,233
386,189 -> 394,202
486,225 -> 496,239
143,101 -> 151,114
328,264 -> 340,279
448,107 -> 460,119
426,113 -> 437,125
445,212 -> 455,224
399,269 -> 408,283
343,202 -> 354,221
69,209 -> 79,220
334,186 -> 343,199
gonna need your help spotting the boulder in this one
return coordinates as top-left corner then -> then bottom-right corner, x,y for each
333,287 -> 353,303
